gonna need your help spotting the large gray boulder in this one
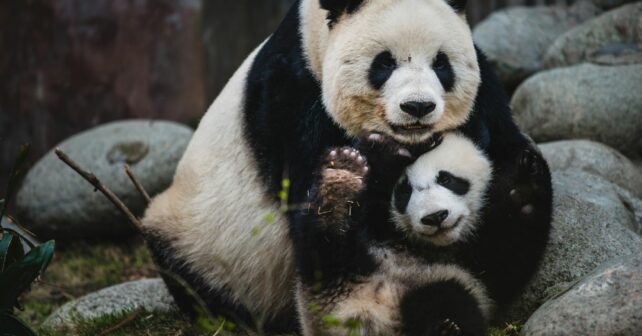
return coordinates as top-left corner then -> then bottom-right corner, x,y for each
473,2 -> 599,90
543,2 -> 642,68
539,140 -> 642,198
512,64 -> 642,158
522,254 -> 642,336
16,120 -> 193,239
502,170 -> 642,321
43,278 -> 176,329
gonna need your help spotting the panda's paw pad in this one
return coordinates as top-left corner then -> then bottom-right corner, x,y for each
324,147 -> 369,177
319,147 -> 368,203
435,318 -> 462,336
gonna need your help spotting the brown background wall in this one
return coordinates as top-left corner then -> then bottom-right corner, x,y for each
0,0 -> 573,194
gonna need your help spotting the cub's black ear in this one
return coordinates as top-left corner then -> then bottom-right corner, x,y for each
447,0 -> 467,12
320,0 -> 363,27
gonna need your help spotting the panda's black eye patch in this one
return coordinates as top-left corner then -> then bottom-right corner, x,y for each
368,51 -> 397,90
433,52 -> 455,92
437,171 -> 469,196
393,175 -> 412,213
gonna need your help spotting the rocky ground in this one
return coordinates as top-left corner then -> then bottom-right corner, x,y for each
6,0 -> 642,335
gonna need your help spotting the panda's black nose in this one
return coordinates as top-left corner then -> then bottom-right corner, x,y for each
421,210 -> 449,227
400,101 -> 436,119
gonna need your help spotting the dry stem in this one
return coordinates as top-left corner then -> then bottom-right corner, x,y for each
55,148 -> 142,229
124,164 -> 151,203
97,308 -> 142,336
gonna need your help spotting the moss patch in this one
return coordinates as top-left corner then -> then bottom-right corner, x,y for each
17,238 -> 157,327
38,310 -> 198,336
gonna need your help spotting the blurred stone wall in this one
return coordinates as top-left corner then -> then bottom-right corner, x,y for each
0,0 -> 206,194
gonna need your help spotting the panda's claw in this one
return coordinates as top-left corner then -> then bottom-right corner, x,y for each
517,149 -> 542,179
323,147 -> 369,179
435,318 -> 462,336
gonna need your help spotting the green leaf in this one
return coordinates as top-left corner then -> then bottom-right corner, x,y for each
0,232 -> 25,272
0,240 -> 55,312
0,312 -> 37,336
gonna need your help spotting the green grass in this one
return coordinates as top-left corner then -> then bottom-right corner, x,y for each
38,310 -> 195,336
16,238 -> 157,327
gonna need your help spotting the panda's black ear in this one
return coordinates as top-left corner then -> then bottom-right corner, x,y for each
319,0 -> 364,27
447,0 -> 467,13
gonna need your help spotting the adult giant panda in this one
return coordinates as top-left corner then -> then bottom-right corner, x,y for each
142,0 -> 552,333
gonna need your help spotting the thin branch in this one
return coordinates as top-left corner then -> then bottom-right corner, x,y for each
124,164 -> 151,204
55,148 -> 142,229
97,309 -> 142,336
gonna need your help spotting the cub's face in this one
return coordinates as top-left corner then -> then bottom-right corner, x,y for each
320,0 -> 480,144
391,133 -> 491,246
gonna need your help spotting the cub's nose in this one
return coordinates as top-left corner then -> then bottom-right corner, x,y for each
400,101 -> 436,119
421,210 -> 449,227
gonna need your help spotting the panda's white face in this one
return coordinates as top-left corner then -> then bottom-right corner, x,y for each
391,133 -> 492,246
315,0 -> 480,144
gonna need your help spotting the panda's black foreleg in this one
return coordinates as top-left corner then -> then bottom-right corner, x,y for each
470,146 -> 553,305
293,147 -> 376,290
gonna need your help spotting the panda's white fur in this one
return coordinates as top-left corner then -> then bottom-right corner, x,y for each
142,0 -> 483,328
392,133 -> 492,246
142,43 -> 296,319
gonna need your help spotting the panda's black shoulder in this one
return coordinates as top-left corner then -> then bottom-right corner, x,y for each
458,46 -> 529,163
243,0 -> 348,196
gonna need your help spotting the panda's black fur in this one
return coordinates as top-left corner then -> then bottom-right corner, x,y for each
144,0 -> 553,333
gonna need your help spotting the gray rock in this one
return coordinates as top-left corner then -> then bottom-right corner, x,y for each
592,0 -> 640,10
539,140 -> 642,198
503,170 -> 642,321
43,278 -> 176,329
473,2 -> 599,90
512,64 -> 642,158
521,254 -> 642,336
543,2 -> 642,68
16,120 -> 193,239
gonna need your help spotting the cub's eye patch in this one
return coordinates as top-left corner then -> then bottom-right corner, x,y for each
369,51 -> 397,90
437,171 -> 469,195
433,52 -> 455,92
393,175 -> 412,213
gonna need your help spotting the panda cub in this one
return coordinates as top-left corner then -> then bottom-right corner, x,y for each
295,133 -> 493,336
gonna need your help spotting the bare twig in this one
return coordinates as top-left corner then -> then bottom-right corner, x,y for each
55,148 -> 142,229
97,308 -> 142,336
124,164 -> 151,204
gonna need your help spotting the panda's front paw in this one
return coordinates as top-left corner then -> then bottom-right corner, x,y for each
324,147 -> 369,176
316,147 -> 368,220
510,149 -> 545,216
354,133 -> 416,184
356,133 -> 413,161
434,318 -> 462,336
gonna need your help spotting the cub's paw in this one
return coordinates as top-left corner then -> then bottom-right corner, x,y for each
317,147 -> 368,217
324,147 -> 369,177
510,149 -> 545,216
434,318 -> 462,336
356,133 -> 414,164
